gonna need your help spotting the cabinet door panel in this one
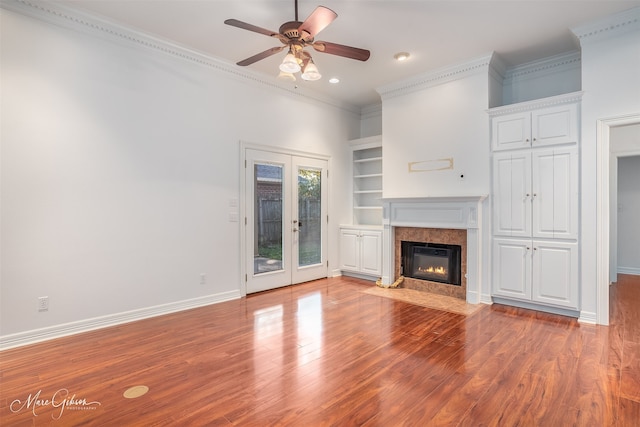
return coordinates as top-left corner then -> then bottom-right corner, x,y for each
551,148 -> 578,239
492,239 -> 531,300
532,104 -> 578,147
339,229 -> 360,271
492,112 -> 531,151
532,241 -> 578,308
360,231 -> 382,276
532,150 -> 556,238
532,148 -> 578,239
493,152 -> 531,237
510,153 -> 532,237
493,153 -> 515,236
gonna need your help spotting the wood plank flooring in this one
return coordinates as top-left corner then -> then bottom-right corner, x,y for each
1,275 -> 639,426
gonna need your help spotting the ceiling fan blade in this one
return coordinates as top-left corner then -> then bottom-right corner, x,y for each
236,46 -> 285,66
312,41 -> 370,61
299,6 -> 337,39
224,19 -> 278,37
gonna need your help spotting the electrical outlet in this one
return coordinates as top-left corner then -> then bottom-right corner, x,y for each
200,274 -> 206,285
38,296 -> 49,312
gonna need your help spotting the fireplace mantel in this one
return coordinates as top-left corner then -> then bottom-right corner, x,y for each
381,195 -> 489,305
382,195 -> 488,230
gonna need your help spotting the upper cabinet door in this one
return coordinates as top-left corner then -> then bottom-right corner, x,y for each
531,104 -> 578,147
492,112 -> 531,151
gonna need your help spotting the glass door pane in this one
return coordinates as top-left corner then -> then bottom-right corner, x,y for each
254,163 -> 284,275
297,167 -> 322,267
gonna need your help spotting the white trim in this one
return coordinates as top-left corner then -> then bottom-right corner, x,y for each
503,51 -> 581,85
596,113 -> 640,326
0,291 -> 241,350
618,267 -> 640,275
0,0 -> 361,115
376,54 -> 493,101
361,104 -> 382,121
487,91 -> 584,117
579,311 -> 598,325
572,6 -> 640,43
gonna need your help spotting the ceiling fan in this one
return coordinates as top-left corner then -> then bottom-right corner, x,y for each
224,0 -> 370,81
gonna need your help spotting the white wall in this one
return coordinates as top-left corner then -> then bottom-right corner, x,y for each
380,68 -> 491,198
618,155 -> 640,273
575,7 -> 640,321
0,6 -> 358,341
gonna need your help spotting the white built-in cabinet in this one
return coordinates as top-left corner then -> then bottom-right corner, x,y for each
339,136 -> 383,279
493,147 -> 578,239
339,227 -> 382,277
490,93 -> 581,313
492,103 -> 578,151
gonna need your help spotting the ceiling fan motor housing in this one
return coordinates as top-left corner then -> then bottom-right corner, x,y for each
279,21 -> 313,42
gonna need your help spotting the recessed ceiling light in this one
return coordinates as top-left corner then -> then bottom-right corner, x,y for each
394,52 -> 410,61
329,77 -> 340,84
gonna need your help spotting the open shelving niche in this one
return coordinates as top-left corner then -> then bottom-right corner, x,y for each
350,136 -> 382,226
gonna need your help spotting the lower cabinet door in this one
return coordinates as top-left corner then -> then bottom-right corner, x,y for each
339,229 -> 360,272
492,238 -> 531,300
531,240 -> 578,309
360,230 -> 382,277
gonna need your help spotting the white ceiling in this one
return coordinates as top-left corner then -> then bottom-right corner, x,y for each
58,0 -> 640,108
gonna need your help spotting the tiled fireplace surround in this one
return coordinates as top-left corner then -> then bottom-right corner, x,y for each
381,196 -> 487,305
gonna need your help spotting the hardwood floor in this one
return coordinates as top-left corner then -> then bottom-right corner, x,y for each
1,275 -> 639,426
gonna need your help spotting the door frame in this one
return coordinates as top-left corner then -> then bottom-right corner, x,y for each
596,113 -> 640,325
239,141 -> 331,296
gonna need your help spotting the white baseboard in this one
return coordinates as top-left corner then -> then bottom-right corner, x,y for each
479,293 -> 494,305
578,310 -> 597,324
330,269 -> 343,277
0,290 -> 241,350
618,267 -> 640,276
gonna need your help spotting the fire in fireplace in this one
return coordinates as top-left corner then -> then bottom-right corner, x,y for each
401,241 -> 462,286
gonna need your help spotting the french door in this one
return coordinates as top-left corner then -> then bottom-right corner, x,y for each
244,148 -> 328,294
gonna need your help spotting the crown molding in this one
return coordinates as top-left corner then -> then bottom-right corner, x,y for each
487,91 -> 584,117
488,53 -> 508,81
1,0 -> 362,115
376,53 -> 494,101
504,51 -> 581,83
361,103 -> 382,120
572,6 -> 640,44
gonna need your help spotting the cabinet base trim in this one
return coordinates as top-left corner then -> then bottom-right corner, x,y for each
492,297 -> 579,318
341,271 -> 379,282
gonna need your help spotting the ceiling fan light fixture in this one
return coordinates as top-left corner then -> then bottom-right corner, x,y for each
278,70 -> 297,81
301,59 -> 321,81
280,50 -> 301,73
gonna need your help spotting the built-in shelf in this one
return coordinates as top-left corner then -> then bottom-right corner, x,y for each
349,136 -> 383,226
354,157 -> 383,163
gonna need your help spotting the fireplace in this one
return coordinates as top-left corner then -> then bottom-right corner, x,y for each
382,196 -> 487,304
402,241 -> 461,286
